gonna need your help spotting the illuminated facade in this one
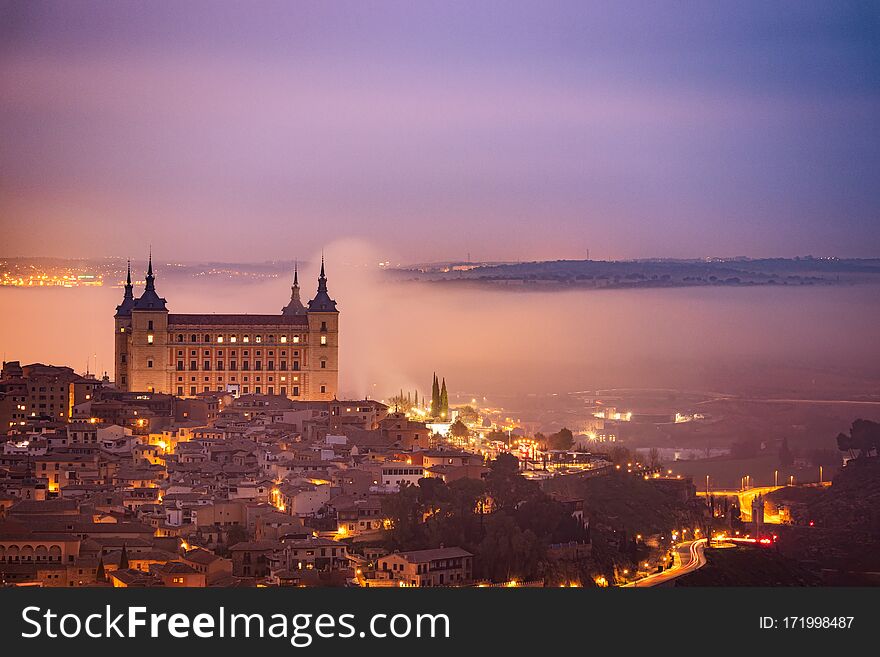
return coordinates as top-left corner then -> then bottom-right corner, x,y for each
114,256 -> 339,401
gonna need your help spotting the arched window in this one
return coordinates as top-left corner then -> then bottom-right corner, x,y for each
191,334 -> 197,342
177,335 -> 183,342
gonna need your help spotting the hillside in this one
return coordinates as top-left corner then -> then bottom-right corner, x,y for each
676,546 -> 822,586
805,457 -> 880,533
544,471 -> 698,535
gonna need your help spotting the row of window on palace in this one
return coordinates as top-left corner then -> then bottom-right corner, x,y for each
174,384 -> 325,396
131,358 -> 328,371
128,321 -> 330,342
139,333 -> 329,346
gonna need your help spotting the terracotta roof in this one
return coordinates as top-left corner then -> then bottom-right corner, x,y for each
281,537 -> 343,549
168,314 -> 308,326
111,568 -> 163,586
184,548 -> 223,565
384,547 -> 472,563
154,561 -> 199,575
9,499 -> 79,514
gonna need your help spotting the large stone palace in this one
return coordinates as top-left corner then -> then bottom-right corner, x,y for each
114,255 -> 339,400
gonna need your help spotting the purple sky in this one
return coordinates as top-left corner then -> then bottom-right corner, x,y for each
1,1 -> 878,262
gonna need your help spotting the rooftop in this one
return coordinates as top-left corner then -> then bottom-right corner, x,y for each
168,313 -> 308,326
385,547 -> 473,563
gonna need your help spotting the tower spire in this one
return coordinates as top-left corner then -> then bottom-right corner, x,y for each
317,253 -> 328,294
115,258 -> 135,316
145,249 -> 155,292
307,251 -> 337,312
132,249 -> 167,310
281,260 -> 306,315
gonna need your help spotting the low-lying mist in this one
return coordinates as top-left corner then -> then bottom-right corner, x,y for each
1,239 -> 879,403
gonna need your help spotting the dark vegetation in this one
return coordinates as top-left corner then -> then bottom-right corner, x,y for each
676,547 -> 821,586
381,453 -> 587,583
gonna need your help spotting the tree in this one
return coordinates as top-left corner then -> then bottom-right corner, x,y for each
778,437 -> 794,467
478,514 -> 542,582
449,419 -> 469,440
382,483 -> 427,550
379,455 -> 589,584
486,429 -> 507,443
836,419 -> 880,459
118,543 -> 129,570
388,391 -> 413,414
648,447 -> 661,469
486,453 -> 537,511
548,427 -> 574,451
431,373 -> 440,417
534,431 -> 547,450
440,378 -> 449,418
457,405 -> 478,424
489,452 -> 520,477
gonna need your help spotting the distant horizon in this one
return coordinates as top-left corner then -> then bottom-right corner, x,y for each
2,252 -> 880,267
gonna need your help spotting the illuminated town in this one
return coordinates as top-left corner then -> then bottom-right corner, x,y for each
1,257 -> 876,589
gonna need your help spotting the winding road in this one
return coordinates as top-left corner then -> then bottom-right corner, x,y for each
623,538 -> 707,587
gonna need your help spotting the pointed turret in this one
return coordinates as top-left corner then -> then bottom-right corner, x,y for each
281,261 -> 307,315
134,250 -> 167,310
307,254 -> 338,312
114,259 -> 136,317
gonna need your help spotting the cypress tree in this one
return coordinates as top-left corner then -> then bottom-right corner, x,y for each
440,378 -> 449,418
431,373 -> 440,417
